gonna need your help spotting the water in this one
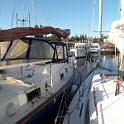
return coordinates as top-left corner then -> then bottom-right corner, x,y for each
75,54 -> 118,79
101,54 -> 118,72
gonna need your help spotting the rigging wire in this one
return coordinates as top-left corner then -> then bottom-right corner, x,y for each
43,1 -> 50,26
87,0 -> 97,36
2,0 -> 17,61
28,10 -> 31,27
31,0 -> 38,25
0,0 -> 2,15
22,0 -> 28,26
10,0 -> 16,29
7,0 -> 17,43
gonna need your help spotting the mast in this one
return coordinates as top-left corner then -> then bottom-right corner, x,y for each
98,0 -> 103,38
120,0 -> 124,19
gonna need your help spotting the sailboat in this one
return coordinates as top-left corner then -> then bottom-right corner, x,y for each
0,26 -> 76,124
62,0 -> 124,124
70,42 -> 87,58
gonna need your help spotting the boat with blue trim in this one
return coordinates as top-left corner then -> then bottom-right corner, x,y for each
0,26 -> 75,124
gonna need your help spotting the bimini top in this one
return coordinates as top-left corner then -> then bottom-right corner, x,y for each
0,26 -> 70,41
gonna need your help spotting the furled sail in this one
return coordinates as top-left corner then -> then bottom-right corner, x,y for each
109,0 -> 124,78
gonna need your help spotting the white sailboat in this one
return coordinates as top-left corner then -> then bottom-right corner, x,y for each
0,26 -> 75,124
90,43 -> 101,53
63,0 -> 124,124
89,0 -> 124,123
70,42 -> 87,58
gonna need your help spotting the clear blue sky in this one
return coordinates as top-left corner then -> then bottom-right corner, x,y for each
0,0 -> 119,36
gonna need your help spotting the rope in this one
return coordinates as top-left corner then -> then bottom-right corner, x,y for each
87,0 -> 97,36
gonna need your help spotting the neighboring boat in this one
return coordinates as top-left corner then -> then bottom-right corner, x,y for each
101,42 -> 119,55
70,43 -> 87,58
63,0 -> 124,124
89,0 -> 124,124
0,26 -> 75,124
101,47 -> 115,54
62,57 -> 120,124
89,72 -> 124,124
90,43 -> 101,53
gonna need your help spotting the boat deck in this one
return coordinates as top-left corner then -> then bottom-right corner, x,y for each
91,74 -> 117,101
63,64 -> 124,124
97,94 -> 124,124
90,74 -> 124,124
0,79 -> 32,102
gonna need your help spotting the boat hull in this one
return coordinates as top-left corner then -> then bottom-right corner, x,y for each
17,78 -> 74,124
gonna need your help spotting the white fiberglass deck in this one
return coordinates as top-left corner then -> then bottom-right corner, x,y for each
90,74 -> 124,124
0,79 -> 32,102
63,65 -> 124,124
97,95 -> 124,124
63,67 -> 95,124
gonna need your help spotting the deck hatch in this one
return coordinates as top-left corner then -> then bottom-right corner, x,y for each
26,87 -> 41,102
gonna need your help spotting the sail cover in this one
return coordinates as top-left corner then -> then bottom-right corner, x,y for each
0,26 -> 70,41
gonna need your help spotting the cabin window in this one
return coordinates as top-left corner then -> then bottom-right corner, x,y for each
6,39 -> 28,59
0,41 -> 10,59
56,45 -> 64,59
64,46 -> 67,59
29,40 -> 54,59
91,45 -> 94,48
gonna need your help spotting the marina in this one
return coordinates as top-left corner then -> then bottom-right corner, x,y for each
0,0 -> 124,124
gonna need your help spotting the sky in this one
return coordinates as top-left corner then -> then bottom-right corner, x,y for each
0,0 -> 119,36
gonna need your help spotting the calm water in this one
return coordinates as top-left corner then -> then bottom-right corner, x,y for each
75,53 -> 118,78
101,54 -> 118,72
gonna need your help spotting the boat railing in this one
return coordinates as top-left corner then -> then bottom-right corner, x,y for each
0,59 -> 73,102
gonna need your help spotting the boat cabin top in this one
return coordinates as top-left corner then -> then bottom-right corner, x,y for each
74,43 -> 86,49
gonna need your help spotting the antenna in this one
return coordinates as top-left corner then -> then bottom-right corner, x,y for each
28,11 -> 31,27
16,15 -> 28,27
16,13 -> 18,27
120,0 -> 124,19
98,0 -> 103,38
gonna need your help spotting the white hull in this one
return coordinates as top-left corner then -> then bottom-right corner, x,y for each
90,43 -> 101,53
70,43 -> 87,58
70,48 -> 86,58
